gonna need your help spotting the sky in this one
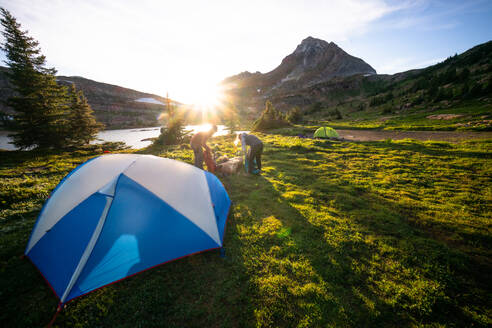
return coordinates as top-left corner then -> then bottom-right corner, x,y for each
0,0 -> 491,104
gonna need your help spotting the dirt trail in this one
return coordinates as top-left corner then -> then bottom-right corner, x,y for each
337,129 -> 492,142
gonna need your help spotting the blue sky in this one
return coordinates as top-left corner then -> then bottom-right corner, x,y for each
0,0 -> 491,104
341,0 -> 492,74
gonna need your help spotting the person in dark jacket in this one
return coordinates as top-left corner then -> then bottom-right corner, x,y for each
236,133 -> 263,174
190,125 -> 217,169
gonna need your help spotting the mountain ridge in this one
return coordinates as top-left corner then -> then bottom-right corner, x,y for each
223,37 -> 376,96
0,70 -> 180,129
223,38 -> 491,120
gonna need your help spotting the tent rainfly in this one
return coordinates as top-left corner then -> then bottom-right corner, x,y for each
313,127 -> 339,138
25,154 -> 230,310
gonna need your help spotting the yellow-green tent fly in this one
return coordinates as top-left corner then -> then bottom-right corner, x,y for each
313,127 -> 339,138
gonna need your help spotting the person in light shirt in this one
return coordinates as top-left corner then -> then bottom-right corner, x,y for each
235,133 -> 263,174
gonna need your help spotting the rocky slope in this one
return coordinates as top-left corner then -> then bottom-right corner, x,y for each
222,36 -> 376,111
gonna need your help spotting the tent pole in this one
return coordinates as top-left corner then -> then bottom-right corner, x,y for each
60,194 -> 114,303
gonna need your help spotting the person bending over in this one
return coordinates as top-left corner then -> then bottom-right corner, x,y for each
190,125 -> 217,169
236,133 -> 263,174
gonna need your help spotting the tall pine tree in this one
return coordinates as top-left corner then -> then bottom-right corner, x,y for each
67,84 -> 104,147
0,8 -> 69,149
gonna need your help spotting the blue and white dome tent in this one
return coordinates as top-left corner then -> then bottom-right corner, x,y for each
25,154 -> 231,309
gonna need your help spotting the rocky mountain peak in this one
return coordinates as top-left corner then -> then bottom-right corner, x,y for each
222,36 -> 376,98
274,36 -> 375,84
294,36 -> 333,55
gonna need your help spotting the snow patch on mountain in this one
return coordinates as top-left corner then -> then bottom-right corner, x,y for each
135,98 -> 165,105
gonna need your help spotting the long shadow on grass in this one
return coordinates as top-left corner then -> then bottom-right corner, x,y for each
51,215 -> 255,327
55,206 -> 255,328
308,139 -> 492,160
1,152 -> 256,327
224,147 -> 489,327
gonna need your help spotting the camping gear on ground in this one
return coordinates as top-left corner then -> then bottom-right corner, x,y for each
24,154 -> 230,310
203,147 -> 216,173
216,156 -> 243,175
216,155 -> 229,164
313,126 -> 339,138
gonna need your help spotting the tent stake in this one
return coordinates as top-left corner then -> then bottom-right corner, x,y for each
46,303 -> 63,328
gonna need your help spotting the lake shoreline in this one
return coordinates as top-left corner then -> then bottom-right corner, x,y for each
0,125 -> 239,150
2,127 -> 492,151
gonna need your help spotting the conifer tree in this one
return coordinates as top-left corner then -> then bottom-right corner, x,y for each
155,94 -> 186,146
252,101 -> 290,131
67,84 -> 104,147
223,103 -> 239,134
0,8 -> 69,149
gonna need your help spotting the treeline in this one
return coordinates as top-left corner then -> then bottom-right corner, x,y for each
413,67 -> 491,93
305,102 -> 343,119
366,66 -> 491,112
0,8 -> 102,150
407,43 -> 492,103
355,40 -> 492,115
429,41 -> 492,72
369,93 -> 394,107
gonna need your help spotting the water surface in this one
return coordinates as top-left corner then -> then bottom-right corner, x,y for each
0,125 -> 236,150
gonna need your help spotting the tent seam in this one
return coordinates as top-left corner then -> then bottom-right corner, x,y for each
60,173 -> 124,304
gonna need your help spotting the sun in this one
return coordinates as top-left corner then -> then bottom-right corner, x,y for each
187,82 -> 224,109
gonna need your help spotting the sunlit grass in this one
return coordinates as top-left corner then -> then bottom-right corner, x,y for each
1,135 -> 491,327
321,102 -> 492,131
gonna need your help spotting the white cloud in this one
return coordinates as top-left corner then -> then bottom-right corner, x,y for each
0,0 -> 397,103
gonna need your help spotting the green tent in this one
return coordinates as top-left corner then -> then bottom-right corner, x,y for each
314,127 -> 339,138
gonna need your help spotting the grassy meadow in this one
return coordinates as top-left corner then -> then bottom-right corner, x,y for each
313,101 -> 492,132
0,133 -> 491,327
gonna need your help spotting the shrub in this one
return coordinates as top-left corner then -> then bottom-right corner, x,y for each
382,106 -> 393,114
252,101 -> 290,131
328,108 -> 343,119
154,116 -> 187,145
286,107 -> 302,123
307,102 -> 323,114
222,104 -> 240,134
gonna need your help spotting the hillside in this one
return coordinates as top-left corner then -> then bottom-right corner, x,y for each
224,39 -> 492,131
303,40 -> 492,131
0,70 -> 181,129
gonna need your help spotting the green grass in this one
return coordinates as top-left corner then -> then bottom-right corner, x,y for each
316,101 -> 492,131
1,134 -> 491,327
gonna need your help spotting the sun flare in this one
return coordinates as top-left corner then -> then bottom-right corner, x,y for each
195,123 -> 213,132
186,82 -> 224,109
